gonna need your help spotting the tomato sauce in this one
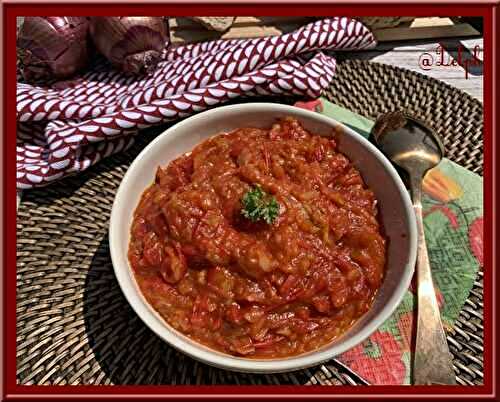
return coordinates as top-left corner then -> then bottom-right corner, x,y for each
128,117 -> 386,358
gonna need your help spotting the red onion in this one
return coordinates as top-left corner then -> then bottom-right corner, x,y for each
89,17 -> 168,75
17,17 -> 90,83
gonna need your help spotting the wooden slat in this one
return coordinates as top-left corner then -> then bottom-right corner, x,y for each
169,17 -> 314,45
374,22 -> 480,42
169,16 -> 480,47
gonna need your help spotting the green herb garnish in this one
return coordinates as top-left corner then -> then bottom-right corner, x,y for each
241,185 -> 280,224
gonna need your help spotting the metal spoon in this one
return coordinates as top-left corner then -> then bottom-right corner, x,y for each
371,111 -> 456,385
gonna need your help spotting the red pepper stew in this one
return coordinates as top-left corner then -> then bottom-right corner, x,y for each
128,117 -> 386,358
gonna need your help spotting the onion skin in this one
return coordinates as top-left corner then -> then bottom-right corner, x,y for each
89,17 -> 168,75
17,17 -> 90,83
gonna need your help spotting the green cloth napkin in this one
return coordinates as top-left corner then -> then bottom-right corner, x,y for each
313,98 -> 483,385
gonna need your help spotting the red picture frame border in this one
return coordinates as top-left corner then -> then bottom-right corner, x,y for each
2,1 -> 497,400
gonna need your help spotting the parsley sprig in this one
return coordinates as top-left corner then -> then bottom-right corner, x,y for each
241,185 -> 280,224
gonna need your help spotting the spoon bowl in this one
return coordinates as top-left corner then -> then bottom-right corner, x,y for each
372,111 -> 444,174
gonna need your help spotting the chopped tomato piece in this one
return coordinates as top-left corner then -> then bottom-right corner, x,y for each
312,295 -> 332,314
228,336 -> 255,356
207,266 -> 235,298
160,244 -> 187,284
293,319 -> 320,334
131,217 -> 148,238
279,274 -> 301,298
143,232 -> 163,267
225,302 -> 244,325
253,335 -> 285,349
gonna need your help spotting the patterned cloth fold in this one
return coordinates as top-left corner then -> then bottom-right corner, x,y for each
16,17 -> 376,189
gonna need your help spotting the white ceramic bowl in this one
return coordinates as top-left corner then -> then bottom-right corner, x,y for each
110,103 -> 417,373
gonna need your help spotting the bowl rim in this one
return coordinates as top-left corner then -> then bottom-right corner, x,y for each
109,102 -> 417,373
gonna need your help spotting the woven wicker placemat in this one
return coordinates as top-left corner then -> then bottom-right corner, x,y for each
16,60 -> 483,386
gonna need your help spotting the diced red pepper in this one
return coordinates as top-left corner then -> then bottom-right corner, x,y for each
225,302 -> 244,325
312,295 -> 332,314
295,306 -> 311,320
148,213 -> 169,238
253,335 -> 285,349
293,319 -> 320,334
207,266 -> 235,298
131,217 -> 148,238
143,232 -> 163,267
279,274 -> 301,298
229,140 -> 246,159
228,336 -> 255,355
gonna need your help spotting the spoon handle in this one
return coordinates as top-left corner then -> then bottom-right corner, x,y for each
411,174 -> 456,385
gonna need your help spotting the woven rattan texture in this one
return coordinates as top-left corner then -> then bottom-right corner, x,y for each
17,61 -> 483,385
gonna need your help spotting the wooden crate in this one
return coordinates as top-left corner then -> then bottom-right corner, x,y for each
169,17 -> 480,46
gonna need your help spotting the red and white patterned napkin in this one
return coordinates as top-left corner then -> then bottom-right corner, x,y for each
16,18 -> 376,189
